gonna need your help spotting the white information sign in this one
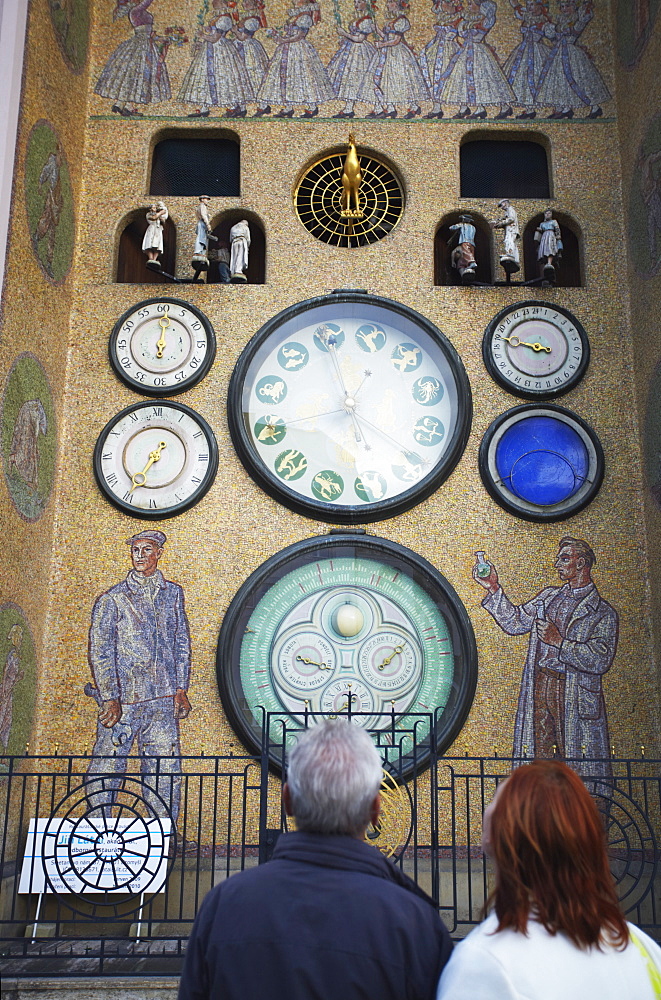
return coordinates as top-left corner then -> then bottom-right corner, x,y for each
19,817 -> 171,895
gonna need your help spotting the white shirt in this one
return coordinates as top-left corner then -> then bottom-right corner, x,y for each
437,914 -> 661,1000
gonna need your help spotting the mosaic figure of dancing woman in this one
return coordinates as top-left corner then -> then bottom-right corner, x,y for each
440,0 -> 516,119
358,0 -> 430,119
257,0 -> 335,117
419,0 -> 463,119
502,0 -> 552,118
327,0 -> 378,119
535,0 -> 611,119
234,0 -> 271,115
178,0 -> 254,117
94,0 -> 172,116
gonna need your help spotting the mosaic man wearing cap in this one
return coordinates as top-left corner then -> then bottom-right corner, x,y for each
85,531 -> 191,820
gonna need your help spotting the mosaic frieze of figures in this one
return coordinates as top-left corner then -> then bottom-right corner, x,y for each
93,0 -> 614,120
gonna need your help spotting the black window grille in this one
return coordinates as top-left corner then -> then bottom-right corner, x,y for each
150,138 -> 240,197
461,140 -> 550,198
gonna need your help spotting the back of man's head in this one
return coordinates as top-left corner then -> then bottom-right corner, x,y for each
286,721 -> 382,838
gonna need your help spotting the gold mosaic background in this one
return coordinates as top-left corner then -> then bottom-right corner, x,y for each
0,0 -> 659,779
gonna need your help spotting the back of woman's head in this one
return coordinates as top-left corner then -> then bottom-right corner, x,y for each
487,761 -> 628,949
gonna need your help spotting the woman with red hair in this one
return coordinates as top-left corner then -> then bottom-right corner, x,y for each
437,760 -> 661,999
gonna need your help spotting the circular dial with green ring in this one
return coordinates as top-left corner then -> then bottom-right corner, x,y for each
482,301 -> 590,400
228,291 -> 472,523
216,532 -> 478,779
109,297 -> 216,397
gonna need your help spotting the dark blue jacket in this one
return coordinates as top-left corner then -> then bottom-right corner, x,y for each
178,831 -> 452,1000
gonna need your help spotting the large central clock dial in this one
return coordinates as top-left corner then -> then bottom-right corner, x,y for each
228,292 -> 472,523
216,533 -> 478,778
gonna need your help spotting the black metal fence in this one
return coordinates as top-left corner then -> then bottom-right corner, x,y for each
1,719 -> 659,977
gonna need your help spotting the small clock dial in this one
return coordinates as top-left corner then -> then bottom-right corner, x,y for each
228,292 -> 472,523
216,532 -> 478,779
109,298 -> 216,396
94,401 -> 218,519
478,403 -> 604,522
482,301 -> 589,400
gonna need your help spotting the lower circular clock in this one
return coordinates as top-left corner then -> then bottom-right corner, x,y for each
478,404 -> 604,522
216,532 -> 478,779
94,400 -> 218,518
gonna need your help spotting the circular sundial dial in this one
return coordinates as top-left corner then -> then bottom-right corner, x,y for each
294,145 -> 404,249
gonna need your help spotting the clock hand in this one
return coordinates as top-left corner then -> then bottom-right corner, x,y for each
502,334 -> 551,353
129,441 -> 167,493
284,408 -> 347,427
317,326 -> 363,443
377,643 -> 404,670
156,308 -> 170,359
296,654 -> 332,670
354,413 -> 430,469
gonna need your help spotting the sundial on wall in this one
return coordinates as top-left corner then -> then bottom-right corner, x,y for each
216,532 -> 478,779
294,136 -> 404,248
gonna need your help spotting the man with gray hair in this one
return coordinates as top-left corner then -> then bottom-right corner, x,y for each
179,720 -> 452,1000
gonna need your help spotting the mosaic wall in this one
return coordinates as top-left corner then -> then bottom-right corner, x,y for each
86,0 -> 617,122
614,0 -> 661,694
0,0 -> 90,759
0,0 -> 660,806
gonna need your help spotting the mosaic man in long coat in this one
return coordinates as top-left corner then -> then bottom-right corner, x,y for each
474,536 -> 617,780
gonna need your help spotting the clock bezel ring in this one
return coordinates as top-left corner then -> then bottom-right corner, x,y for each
482,300 -> 590,401
215,531 -> 478,781
227,291 -> 473,524
109,296 -> 217,398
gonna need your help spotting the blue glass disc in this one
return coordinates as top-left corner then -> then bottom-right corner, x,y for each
495,416 -> 589,505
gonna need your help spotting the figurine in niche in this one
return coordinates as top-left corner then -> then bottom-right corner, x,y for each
213,239 -> 232,282
535,208 -> 563,281
490,198 -> 520,275
230,219 -> 251,282
142,200 -> 168,271
448,214 -> 478,283
192,195 -> 214,271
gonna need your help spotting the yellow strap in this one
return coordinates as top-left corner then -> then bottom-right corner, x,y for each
630,929 -> 661,999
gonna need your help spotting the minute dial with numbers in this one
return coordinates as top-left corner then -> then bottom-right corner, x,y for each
228,291 -> 472,523
216,532 -> 478,779
109,298 -> 216,396
93,401 -> 218,519
482,302 -> 590,400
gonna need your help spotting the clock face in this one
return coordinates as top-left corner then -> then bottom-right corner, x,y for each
94,401 -> 219,519
228,292 -> 472,523
109,298 -> 216,396
216,533 -> 478,779
482,302 -> 589,400
478,403 -> 604,522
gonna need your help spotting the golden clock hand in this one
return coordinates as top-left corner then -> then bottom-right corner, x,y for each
129,441 -> 167,493
296,654 -> 331,670
502,334 -> 551,353
156,308 -> 170,359
377,644 -> 404,670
